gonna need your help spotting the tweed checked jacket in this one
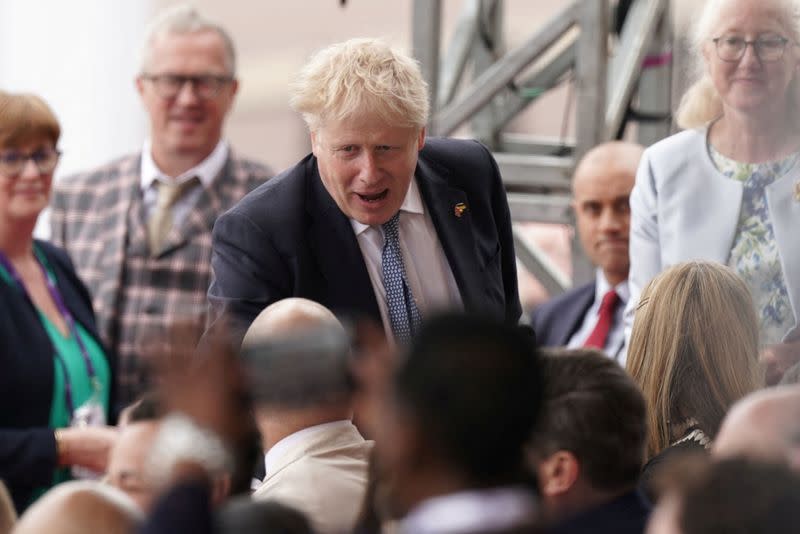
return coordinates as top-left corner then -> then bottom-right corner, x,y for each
50,151 -> 270,406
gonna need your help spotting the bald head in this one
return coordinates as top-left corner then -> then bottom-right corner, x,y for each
13,481 -> 142,534
572,141 -> 644,286
242,298 -> 344,349
714,386 -> 800,472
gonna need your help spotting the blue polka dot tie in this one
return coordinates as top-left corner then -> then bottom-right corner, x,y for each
381,212 -> 422,344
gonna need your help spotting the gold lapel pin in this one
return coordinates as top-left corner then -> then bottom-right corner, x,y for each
795,181 -> 800,202
454,202 -> 468,218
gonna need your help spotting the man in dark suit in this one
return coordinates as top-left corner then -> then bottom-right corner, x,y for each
207,38 -> 520,345
530,142 -> 642,362
530,349 -> 651,534
50,5 -> 271,408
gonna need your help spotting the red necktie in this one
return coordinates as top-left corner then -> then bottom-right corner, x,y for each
584,290 -> 620,349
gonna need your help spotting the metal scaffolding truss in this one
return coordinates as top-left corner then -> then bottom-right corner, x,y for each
411,0 -> 673,295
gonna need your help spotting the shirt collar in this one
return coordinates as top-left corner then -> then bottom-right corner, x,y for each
263,420 -> 352,478
350,176 -> 425,236
594,269 -> 630,304
140,138 -> 229,191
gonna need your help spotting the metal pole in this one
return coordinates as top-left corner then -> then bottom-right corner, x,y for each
412,0 -> 442,120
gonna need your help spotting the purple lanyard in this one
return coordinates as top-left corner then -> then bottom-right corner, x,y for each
0,248 -> 98,413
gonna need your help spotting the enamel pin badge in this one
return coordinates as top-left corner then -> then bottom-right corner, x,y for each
454,203 -> 468,217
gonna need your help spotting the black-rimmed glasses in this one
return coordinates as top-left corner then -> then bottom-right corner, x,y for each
0,148 -> 61,177
712,34 -> 792,62
141,74 -> 234,99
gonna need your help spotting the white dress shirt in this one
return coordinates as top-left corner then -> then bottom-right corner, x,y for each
351,177 -> 463,339
140,139 -> 229,225
399,487 -> 537,534
567,269 -> 629,363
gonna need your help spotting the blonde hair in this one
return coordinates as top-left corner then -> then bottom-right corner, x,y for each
0,90 -> 60,149
676,0 -> 800,128
139,4 -> 237,75
626,261 -> 762,458
289,38 -> 430,131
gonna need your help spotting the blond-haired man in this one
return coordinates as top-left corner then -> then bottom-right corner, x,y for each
208,38 -> 519,345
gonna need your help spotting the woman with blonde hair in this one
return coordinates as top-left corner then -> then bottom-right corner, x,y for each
628,0 -> 800,383
627,261 -> 762,493
0,91 -> 116,512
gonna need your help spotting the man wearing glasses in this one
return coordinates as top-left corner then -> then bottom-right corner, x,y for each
50,5 -> 271,410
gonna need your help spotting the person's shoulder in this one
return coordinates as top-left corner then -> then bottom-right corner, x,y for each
34,240 -> 72,268
534,281 -> 595,317
56,153 -> 140,193
225,151 -> 274,183
642,128 -> 705,163
420,136 -> 492,166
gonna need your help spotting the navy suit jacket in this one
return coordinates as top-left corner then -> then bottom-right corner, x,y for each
207,137 -> 521,342
530,281 -> 596,348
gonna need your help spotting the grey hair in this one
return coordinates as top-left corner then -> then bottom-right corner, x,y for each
676,0 -> 800,128
138,4 -> 237,75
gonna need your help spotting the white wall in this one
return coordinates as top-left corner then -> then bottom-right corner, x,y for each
0,1 -> 153,236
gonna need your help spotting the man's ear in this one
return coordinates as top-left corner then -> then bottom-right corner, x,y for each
537,450 -> 580,497
310,130 -> 319,157
417,127 -> 426,151
210,474 -> 231,507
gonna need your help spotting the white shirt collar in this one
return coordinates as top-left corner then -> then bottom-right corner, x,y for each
595,269 -> 630,304
140,138 -> 229,190
350,176 -> 425,236
399,486 -> 537,534
263,420 -> 352,478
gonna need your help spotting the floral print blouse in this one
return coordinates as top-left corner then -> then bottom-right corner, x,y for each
709,145 -> 795,346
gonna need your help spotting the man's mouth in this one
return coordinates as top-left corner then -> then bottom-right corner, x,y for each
357,190 -> 389,202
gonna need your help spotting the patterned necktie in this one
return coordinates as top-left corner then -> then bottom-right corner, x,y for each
584,289 -> 620,349
381,213 -> 423,344
147,176 -> 199,255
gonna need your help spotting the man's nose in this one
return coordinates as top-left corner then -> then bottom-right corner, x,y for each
175,80 -> 201,105
357,152 -> 379,182
599,209 -> 623,231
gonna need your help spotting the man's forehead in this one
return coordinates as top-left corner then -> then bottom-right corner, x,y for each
573,167 -> 635,199
146,30 -> 230,73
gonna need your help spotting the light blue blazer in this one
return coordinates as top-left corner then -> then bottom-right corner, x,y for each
626,127 -> 800,343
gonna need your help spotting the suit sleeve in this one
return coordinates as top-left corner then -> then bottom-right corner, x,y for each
206,208 -> 291,347
477,140 -> 522,324
624,150 -> 663,347
0,428 -> 59,510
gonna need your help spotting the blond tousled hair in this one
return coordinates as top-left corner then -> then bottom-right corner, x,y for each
139,4 -> 237,75
289,38 -> 430,131
676,0 -> 800,128
626,261 -> 763,458
0,90 -> 60,149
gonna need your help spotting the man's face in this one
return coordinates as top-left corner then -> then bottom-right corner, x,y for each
572,164 -> 635,285
105,421 -> 160,513
136,30 -> 237,167
311,114 -> 425,226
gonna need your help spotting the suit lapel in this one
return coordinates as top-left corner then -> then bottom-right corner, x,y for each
306,159 -> 381,322
766,172 -> 800,338
415,158 -> 482,310
155,159 -> 231,258
554,283 -> 596,346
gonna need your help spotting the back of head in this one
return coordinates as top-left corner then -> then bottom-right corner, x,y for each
290,38 -> 429,131
0,90 -> 60,148
714,385 -> 800,471
241,298 -> 353,408
215,497 -> 314,534
670,458 -> 800,534
393,312 -> 541,485
531,349 -> 647,492
13,481 -> 142,534
627,261 -> 761,457
139,4 -> 237,74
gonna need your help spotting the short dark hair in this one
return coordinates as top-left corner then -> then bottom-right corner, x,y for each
530,349 -> 647,491
678,458 -> 800,534
393,313 -> 542,485
215,497 -> 314,534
